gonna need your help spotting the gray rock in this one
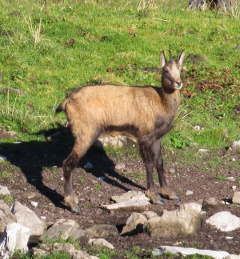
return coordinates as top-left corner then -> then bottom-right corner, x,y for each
0,130 -> 18,140
41,218 -> 82,241
52,243 -> 76,254
188,0 -> 208,10
115,162 -> 126,170
227,176 -> 236,182
198,148 -> 209,153
121,212 -> 147,235
33,243 -> 99,259
0,186 -> 10,196
85,224 -> 119,239
232,191 -> 240,204
26,192 -> 37,200
144,203 -> 205,237
12,201 -> 45,238
71,250 -> 99,259
230,140 -> 240,153
30,201 -> 38,208
225,255 -> 240,259
186,190 -> 194,196
142,211 -> 158,220
0,222 -> 30,257
97,133 -> 137,148
88,238 -> 114,249
102,199 -> 151,211
206,211 -> 240,232
31,247 -> 49,258
203,197 -> 219,210
0,200 -> 16,234
154,246 -> 229,259
193,125 -> 201,130
169,168 -> 176,173
54,243 -> 99,259
70,228 -> 88,244
111,191 -> 150,203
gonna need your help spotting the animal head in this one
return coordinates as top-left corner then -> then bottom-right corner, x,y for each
160,50 -> 185,91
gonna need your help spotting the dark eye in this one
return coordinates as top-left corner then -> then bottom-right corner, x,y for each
164,68 -> 170,74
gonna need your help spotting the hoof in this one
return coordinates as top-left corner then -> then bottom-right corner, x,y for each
160,187 -> 179,200
145,189 -> 163,205
171,195 -> 181,200
71,206 -> 81,214
68,201 -> 81,213
65,195 -> 81,213
155,199 -> 164,205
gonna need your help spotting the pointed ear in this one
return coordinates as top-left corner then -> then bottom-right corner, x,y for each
178,50 -> 185,66
160,51 -> 166,68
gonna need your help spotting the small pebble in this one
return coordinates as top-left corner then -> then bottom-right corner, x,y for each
84,162 -> 93,169
186,190 -> 194,196
193,125 -> 201,130
115,162 -> 125,170
27,192 -> 36,200
0,185 -> 10,195
31,201 -> 38,208
198,149 -> 209,153
227,177 -> 236,182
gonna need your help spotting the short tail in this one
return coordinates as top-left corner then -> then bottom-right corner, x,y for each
56,99 -> 68,113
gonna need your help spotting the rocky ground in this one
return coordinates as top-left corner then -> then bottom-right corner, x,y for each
0,131 -> 240,258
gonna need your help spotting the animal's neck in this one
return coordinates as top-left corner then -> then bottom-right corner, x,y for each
161,89 -> 180,117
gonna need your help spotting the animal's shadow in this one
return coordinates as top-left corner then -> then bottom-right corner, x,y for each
0,131 -> 144,211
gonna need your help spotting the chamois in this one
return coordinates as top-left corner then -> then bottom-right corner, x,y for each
57,50 -> 185,213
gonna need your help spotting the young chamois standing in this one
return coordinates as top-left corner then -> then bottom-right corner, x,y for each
57,50 -> 185,213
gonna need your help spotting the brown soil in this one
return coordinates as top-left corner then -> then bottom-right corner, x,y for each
0,135 -> 240,257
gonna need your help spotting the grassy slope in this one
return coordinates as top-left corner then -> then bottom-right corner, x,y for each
0,0 -> 239,148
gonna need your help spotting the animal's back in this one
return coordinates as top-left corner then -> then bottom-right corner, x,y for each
60,84 -> 166,136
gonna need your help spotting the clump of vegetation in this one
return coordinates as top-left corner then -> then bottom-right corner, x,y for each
0,194 -> 14,206
0,0 -> 240,258
0,0 -> 239,149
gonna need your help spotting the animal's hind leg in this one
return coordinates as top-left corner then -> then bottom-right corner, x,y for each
63,132 -> 95,213
152,140 -> 179,200
63,147 -> 81,213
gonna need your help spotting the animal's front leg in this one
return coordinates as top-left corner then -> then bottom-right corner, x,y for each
154,142 -> 180,200
139,139 -> 163,205
145,161 -> 164,205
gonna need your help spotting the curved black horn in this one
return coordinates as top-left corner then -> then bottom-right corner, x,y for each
177,50 -> 180,61
169,50 -> 173,62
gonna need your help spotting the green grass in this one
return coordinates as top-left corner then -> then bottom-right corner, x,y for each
0,2 -> 240,257
0,0 -> 239,148
0,194 -> 14,206
94,183 -> 102,191
215,175 -> 228,181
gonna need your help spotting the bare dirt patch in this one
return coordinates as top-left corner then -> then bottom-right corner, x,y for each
0,137 -> 240,257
